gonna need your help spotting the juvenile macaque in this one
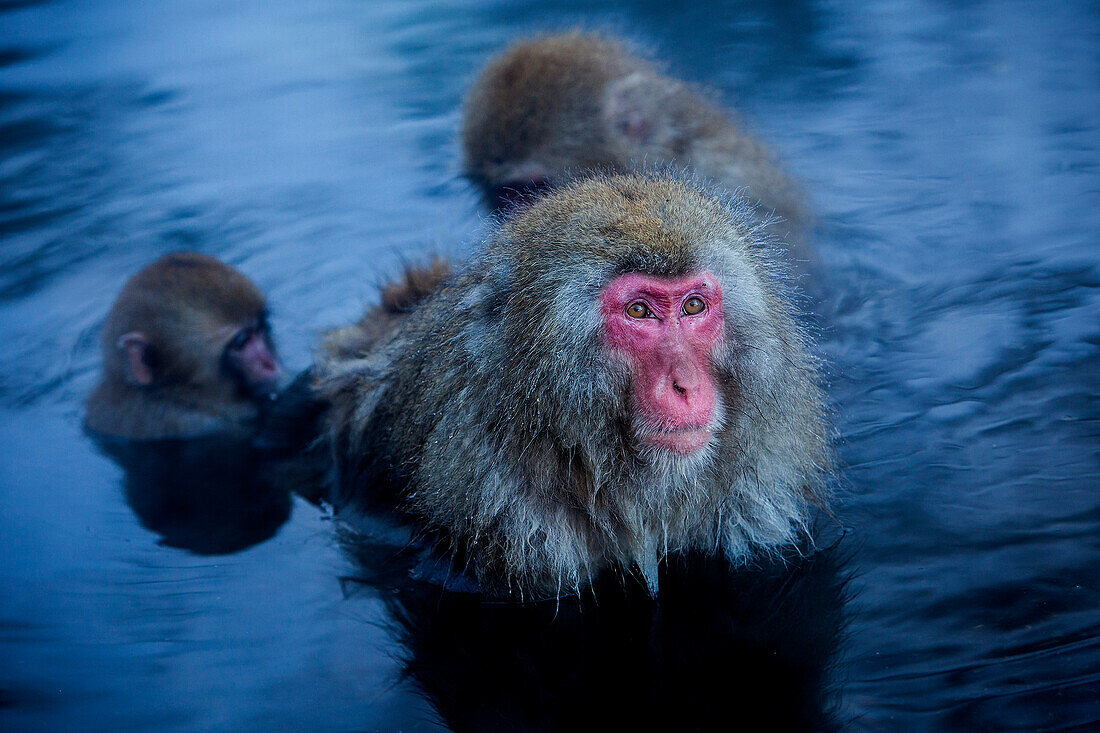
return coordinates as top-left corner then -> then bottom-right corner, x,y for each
462,33 -> 808,237
85,252 -> 282,441
324,173 -> 830,596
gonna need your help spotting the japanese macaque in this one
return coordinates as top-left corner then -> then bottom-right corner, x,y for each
462,33 -> 808,239
323,173 -> 830,596
85,252 -> 282,441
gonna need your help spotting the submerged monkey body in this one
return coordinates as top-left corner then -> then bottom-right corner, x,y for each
325,174 -> 829,595
86,379 -> 262,441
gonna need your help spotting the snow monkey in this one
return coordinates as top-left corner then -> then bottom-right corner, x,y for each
86,252 -> 282,441
324,173 -> 830,596
462,32 -> 808,243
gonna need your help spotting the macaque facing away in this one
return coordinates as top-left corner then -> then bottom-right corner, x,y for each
86,252 -> 282,441
462,33 -> 808,237
323,173 -> 830,596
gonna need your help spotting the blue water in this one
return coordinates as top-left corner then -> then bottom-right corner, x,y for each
1,1 -> 1097,730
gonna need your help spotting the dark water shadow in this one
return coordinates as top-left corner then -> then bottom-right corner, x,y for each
343,531 -> 851,732
89,434 -> 294,555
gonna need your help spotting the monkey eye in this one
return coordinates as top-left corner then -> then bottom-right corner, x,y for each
682,297 -> 706,316
626,302 -> 652,319
227,326 -> 254,351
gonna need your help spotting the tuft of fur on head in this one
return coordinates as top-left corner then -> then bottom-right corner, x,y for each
327,171 -> 830,597
320,257 -> 455,365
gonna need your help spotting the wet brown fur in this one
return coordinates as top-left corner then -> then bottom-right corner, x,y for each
323,173 -> 830,597
462,32 -> 809,241
85,252 -> 273,441
320,257 -> 453,362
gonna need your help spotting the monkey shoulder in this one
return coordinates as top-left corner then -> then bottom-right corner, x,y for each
85,384 -> 260,442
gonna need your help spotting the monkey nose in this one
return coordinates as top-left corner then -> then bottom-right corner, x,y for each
241,336 -> 282,385
655,359 -> 715,425
670,364 -> 701,399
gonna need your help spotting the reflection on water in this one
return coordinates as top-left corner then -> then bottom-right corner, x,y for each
363,546 -> 848,732
90,436 -> 293,555
1,0 -> 1098,730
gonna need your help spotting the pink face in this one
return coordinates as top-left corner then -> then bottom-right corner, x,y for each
601,271 -> 724,455
225,323 -> 282,398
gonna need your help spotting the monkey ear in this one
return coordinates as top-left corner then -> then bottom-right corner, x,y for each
118,332 -> 155,386
604,72 -> 676,145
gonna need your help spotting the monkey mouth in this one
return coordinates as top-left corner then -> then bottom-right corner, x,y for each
641,427 -> 714,455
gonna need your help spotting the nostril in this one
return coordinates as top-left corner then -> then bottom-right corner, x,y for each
673,381 -> 687,396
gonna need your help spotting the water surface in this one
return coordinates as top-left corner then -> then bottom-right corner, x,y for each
1,0 -> 1098,730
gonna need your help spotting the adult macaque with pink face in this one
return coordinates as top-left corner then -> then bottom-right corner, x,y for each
601,272 -> 724,455
86,252 -> 283,441
323,173 -> 830,597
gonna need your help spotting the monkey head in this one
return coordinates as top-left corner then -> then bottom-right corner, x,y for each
86,252 -> 282,441
461,33 -> 716,211
487,174 -> 814,484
